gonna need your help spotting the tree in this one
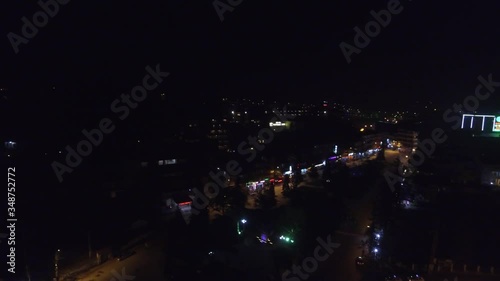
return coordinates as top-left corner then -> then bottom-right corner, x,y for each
209,186 -> 248,216
258,188 -> 277,210
211,216 -> 238,249
309,166 -> 319,179
394,157 -> 401,167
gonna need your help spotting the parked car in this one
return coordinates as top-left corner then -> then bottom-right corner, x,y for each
355,256 -> 365,266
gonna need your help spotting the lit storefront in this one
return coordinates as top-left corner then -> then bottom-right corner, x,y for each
482,168 -> 500,187
246,181 -> 265,193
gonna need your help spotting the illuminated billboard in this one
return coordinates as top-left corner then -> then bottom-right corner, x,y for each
461,114 -> 496,131
493,116 -> 500,132
269,121 -> 291,131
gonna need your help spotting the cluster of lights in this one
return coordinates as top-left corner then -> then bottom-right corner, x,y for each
279,235 -> 294,243
372,229 -> 383,258
257,234 -> 273,244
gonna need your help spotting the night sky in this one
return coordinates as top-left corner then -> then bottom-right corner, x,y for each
2,0 -> 500,113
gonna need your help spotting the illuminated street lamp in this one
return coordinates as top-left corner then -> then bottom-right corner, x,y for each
54,249 -> 60,281
237,219 -> 247,235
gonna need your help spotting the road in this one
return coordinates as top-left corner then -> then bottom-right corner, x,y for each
76,235 -> 165,281
319,150 -> 395,281
321,182 -> 377,281
384,149 -> 400,166
346,155 -> 377,168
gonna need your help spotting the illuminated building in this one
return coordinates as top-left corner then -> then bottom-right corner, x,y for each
395,129 -> 418,153
208,119 -> 229,151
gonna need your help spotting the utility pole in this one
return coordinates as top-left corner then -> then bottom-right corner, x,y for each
88,231 -> 92,259
54,249 -> 60,281
26,264 -> 31,281
24,247 -> 31,281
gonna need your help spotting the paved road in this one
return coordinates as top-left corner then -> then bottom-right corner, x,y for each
76,235 -> 165,281
319,150 -> 395,281
321,182 -> 378,281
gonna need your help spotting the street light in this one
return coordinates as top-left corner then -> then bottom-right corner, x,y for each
237,219 -> 247,235
54,249 -> 61,281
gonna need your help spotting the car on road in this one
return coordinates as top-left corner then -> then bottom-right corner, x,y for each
384,274 -> 403,281
407,274 -> 424,281
355,256 -> 365,266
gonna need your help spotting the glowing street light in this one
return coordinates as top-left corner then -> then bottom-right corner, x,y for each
279,235 -> 294,243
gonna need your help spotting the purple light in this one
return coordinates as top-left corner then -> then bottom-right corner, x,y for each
328,156 -> 337,160
261,234 -> 267,241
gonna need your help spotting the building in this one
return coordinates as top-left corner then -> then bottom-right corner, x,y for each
208,119 -> 230,151
395,129 -> 418,154
358,132 -> 389,151
480,165 -> 500,187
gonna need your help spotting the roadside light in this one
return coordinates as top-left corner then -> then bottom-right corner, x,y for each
237,220 -> 246,235
280,235 -> 294,243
